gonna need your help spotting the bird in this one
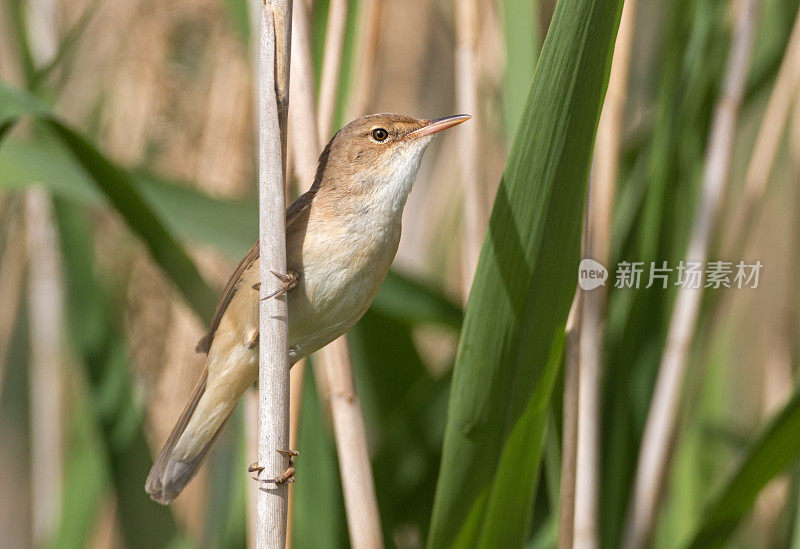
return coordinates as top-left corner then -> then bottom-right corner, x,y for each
145,112 -> 470,503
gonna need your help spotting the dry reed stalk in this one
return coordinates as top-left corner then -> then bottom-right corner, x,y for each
285,359 -> 306,548
289,0 -> 320,193
317,0 -> 349,142
286,0 -> 384,543
25,0 -> 58,71
455,0 -> 484,301
723,4 -> 800,259
753,166 -> 800,543
0,11 -> 24,85
23,1 -> 63,542
753,334 -> 793,544
623,1 -> 760,546
0,209 -> 25,402
558,292 -> 583,549
245,389 -> 259,549
321,337 -> 383,548
283,3 -> 321,543
573,1 -> 638,546
256,0 -> 292,546
346,0 -> 383,119
88,495 -> 121,549
24,188 -> 65,547
288,366 -> 306,449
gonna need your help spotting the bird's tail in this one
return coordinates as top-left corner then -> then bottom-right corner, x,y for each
145,367 -> 236,504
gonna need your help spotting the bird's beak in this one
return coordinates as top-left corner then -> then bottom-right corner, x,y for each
409,114 -> 471,139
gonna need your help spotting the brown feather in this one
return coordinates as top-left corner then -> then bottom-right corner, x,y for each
194,141 -> 331,354
145,367 -> 208,502
196,244 -> 258,353
148,113 -> 461,504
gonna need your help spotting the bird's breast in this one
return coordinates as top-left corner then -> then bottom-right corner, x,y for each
287,209 -> 401,358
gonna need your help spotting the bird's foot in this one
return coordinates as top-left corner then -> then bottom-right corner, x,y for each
249,450 -> 299,485
259,270 -> 299,300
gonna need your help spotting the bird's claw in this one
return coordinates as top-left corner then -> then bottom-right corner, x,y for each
254,466 -> 296,485
249,449 -> 299,486
248,461 -> 264,474
260,270 -> 298,300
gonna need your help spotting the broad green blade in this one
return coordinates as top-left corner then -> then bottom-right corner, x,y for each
686,388 -> 800,548
476,331 -> 565,547
426,0 -> 623,544
501,0 -> 540,140
0,139 -> 98,202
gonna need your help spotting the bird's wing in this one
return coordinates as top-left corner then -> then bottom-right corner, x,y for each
285,187 -> 315,233
195,242 -> 258,353
145,365 -> 208,502
195,188 -> 317,354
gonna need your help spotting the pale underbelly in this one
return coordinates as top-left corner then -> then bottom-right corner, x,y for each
286,257 -> 389,360
228,220 -> 400,363
203,227 -> 397,404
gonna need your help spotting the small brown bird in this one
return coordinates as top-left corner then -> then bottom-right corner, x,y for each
146,112 -> 469,503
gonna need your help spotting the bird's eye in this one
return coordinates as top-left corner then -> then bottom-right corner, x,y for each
371,128 -> 389,142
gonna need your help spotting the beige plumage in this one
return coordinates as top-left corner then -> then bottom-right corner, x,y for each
146,113 -> 469,503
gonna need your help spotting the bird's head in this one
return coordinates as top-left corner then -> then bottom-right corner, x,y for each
314,113 -> 470,214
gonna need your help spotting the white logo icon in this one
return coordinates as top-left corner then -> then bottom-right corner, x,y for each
578,258 -> 608,290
